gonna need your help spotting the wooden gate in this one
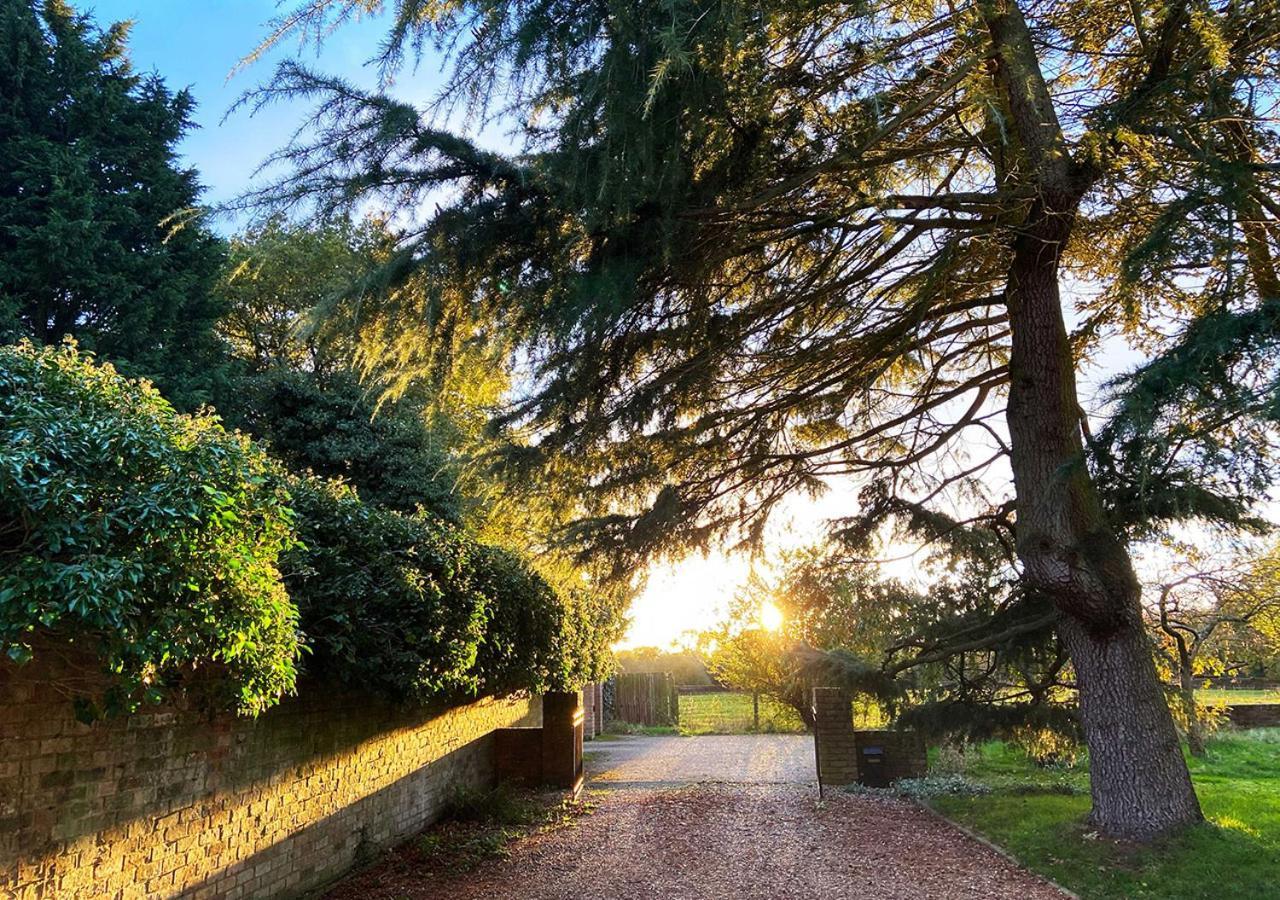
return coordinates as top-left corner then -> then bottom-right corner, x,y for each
612,672 -> 678,726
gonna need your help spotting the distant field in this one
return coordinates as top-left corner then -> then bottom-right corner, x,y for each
668,688 -> 1280,736
1199,688 -> 1280,706
674,691 -> 887,735
676,692 -> 806,734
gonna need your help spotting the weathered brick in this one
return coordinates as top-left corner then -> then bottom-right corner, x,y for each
1,650 -> 542,899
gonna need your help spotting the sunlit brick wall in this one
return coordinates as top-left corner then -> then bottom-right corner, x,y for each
0,652 -> 541,899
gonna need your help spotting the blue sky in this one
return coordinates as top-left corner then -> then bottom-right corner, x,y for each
90,1 -> 452,212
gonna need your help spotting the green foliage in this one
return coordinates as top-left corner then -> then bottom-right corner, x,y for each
286,475 -> 613,702
209,217 -> 623,704
0,341 -> 614,715
849,774 -> 993,800
469,543 -> 593,695
216,215 -> 389,378
0,0 -> 228,408
0,342 -> 298,714
284,476 -> 489,701
225,369 -> 467,520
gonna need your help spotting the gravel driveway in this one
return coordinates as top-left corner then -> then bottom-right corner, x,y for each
328,736 -> 1068,900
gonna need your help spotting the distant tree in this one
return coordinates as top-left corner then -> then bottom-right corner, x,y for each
707,542 -> 1073,738
217,216 -> 387,378
1148,543 -> 1280,756
0,0 -> 227,407
239,0 -> 1280,838
615,646 -> 712,685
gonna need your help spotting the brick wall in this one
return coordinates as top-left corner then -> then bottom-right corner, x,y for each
1225,703 -> 1280,728
812,689 -> 928,788
852,730 -> 927,785
0,650 -> 541,899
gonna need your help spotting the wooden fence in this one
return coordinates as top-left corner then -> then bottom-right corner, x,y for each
611,672 -> 679,726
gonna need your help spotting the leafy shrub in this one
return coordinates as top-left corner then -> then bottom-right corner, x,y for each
285,476 -> 489,701
288,476 -> 612,702
844,774 -> 991,799
1011,725 -> 1082,767
0,342 -> 298,714
891,774 -> 993,799
468,544 -> 565,695
0,343 -> 615,715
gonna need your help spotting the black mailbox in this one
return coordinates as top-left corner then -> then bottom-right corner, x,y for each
860,745 -> 889,787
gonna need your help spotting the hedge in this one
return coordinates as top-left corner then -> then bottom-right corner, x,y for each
0,342 -> 298,715
0,342 -> 610,714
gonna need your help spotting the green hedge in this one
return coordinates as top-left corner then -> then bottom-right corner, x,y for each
285,477 -> 489,701
287,478 -> 604,702
0,342 -> 299,714
0,342 -> 610,714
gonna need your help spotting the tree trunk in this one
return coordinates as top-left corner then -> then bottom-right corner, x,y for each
1177,647 -> 1206,758
1004,223 -> 1202,838
985,0 -> 1203,840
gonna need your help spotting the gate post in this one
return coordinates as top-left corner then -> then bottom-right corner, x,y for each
541,691 -> 585,795
812,687 -> 857,788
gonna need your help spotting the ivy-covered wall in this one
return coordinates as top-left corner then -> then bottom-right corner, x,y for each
0,650 -> 541,899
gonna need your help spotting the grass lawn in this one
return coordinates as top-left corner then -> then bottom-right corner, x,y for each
928,729 -> 1280,900
1198,687 -> 1280,705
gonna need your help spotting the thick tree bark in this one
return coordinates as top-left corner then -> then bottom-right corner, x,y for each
984,0 -> 1203,839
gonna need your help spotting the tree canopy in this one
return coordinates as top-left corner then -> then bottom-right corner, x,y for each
241,0 -> 1280,839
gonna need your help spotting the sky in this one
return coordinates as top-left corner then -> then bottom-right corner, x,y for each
91,1 -> 455,209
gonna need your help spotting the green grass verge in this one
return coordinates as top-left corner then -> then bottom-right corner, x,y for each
1197,688 -> 1280,705
928,729 -> 1280,900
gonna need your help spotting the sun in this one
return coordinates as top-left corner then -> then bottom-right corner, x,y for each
759,601 -> 784,632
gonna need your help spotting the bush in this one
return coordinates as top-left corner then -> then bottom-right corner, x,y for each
288,476 -> 613,703
0,342 -> 615,715
468,545 -> 565,696
0,342 -> 298,714
220,369 -> 467,520
285,477 -> 490,702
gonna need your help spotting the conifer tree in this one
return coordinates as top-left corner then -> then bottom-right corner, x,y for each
0,0 -> 226,407
245,0 -> 1280,838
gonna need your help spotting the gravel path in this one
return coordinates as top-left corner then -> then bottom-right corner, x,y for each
585,734 -> 815,786
329,783 -> 1068,899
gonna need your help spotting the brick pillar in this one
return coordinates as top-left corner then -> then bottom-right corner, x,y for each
812,687 -> 857,787
541,691 -> 584,792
